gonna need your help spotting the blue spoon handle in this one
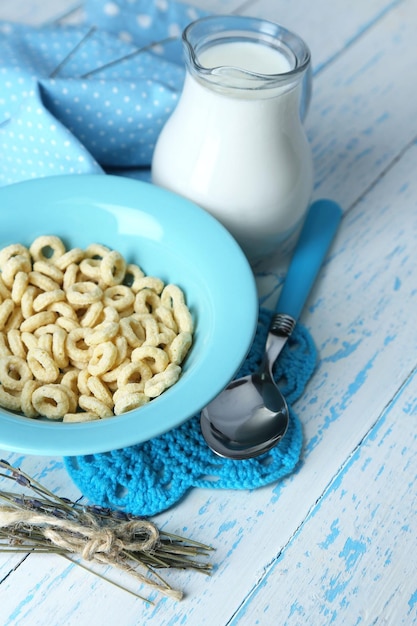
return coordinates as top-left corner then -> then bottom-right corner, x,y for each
276,199 -> 342,320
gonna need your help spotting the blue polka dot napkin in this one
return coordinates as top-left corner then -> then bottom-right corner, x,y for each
0,0 -> 206,187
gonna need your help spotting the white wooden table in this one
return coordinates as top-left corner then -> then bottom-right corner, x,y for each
1,1 -> 417,624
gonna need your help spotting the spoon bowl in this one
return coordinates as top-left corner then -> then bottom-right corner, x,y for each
201,313 -> 295,459
201,199 -> 342,459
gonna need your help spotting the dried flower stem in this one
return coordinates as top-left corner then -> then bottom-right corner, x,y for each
49,26 -> 97,78
0,460 -> 213,603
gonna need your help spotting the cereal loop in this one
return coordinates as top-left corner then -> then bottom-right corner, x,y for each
85,322 -> 119,346
32,384 -> 70,420
114,392 -> 149,415
21,286 -> 39,320
21,379 -> 42,418
120,316 -> 145,348
100,358 -> 129,383
4,307 -> 23,332
38,333 -> 52,354
116,361 -> 152,390
33,323 -> 59,337
2,255 -> 31,288
67,327 -> 92,363
157,325 -> 177,348
63,263 -> 79,291
113,383 -> 146,403
20,311 -> 57,333
0,299 -> 15,331
67,282 -> 103,307
101,306 -> 120,323
29,271 -> 61,293
79,394 -> 113,418
87,376 -> 114,408
0,332 -> 12,357
167,331 -> 193,365
11,271 -> 29,304
0,355 -> 32,390
100,250 -> 126,286
85,243 -> 110,259
54,247 -> 84,271
155,305 -> 178,332
161,284 -> 194,333
33,289 -> 66,312
134,276 -> 164,294
78,301 -> 104,328
77,368 -> 91,396
56,317 -> 79,333
0,386 -> 21,411
62,386 -> 78,414
87,341 -> 118,376
103,285 -> 135,312
0,276 -> 11,301
139,315 -> 160,347
0,244 -> 30,270
52,327 -> 69,370
134,288 -> 161,315
113,335 -> 128,367
131,345 -> 169,374
47,301 -> 78,320
7,329 -> 26,359
33,261 -> 64,284
79,258 -> 102,281
60,369 -> 79,396
27,347 -> 60,383
144,363 -> 182,398
123,263 -> 145,292
63,412 -> 99,423
29,236 -> 66,263
21,332 -> 38,352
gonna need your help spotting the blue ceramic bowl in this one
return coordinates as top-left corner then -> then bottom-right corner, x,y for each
0,175 -> 258,456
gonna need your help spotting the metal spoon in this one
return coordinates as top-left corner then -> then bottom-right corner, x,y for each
200,199 -> 342,459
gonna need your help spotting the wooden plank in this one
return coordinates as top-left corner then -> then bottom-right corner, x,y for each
0,0 -> 252,25
0,0 -> 81,25
1,90 -> 416,626
240,0 -> 402,72
307,0 -> 417,209
183,0 -> 253,13
231,365 -> 417,625
0,0 -> 416,625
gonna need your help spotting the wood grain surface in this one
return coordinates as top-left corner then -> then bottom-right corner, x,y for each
0,1 -> 416,624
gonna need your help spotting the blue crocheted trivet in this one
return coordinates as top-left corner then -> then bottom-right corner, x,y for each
65,309 -> 317,516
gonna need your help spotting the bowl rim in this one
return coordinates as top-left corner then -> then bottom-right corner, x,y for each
0,174 -> 258,456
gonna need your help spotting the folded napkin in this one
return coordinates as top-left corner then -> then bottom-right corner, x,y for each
65,309 -> 317,516
0,0 -> 205,186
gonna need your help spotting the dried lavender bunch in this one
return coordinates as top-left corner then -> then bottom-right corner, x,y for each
0,460 -> 213,603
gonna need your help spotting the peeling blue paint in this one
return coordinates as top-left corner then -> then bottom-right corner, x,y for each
408,589 -> 417,611
320,519 -> 341,549
216,520 -> 237,538
323,339 -> 362,362
340,537 -> 367,570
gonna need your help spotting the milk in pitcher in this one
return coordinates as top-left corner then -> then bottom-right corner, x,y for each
152,16 -> 313,265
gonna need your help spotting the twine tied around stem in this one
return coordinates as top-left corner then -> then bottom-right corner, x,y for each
0,508 -> 159,560
0,507 -> 179,598
0,459 -> 213,604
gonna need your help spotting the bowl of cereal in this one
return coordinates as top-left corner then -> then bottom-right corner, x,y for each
0,174 -> 258,456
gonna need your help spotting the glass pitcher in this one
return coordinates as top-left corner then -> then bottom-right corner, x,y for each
151,15 -> 313,265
